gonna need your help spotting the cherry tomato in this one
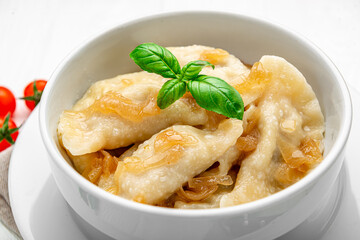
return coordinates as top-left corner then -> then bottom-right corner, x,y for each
0,86 -> 16,117
0,114 -> 19,151
23,80 -> 47,110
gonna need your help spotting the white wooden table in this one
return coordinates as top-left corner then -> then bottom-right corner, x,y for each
1,0 -> 359,239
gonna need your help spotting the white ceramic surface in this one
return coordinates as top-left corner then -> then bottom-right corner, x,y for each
38,12 -> 352,240
9,88 -> 360,240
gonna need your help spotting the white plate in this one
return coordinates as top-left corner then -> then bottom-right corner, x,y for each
7,87 -> 360,240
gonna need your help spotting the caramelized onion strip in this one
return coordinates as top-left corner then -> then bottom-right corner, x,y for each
177,185 -> 218,202
278,136 -> 322,172
121,145 -> 183,174
81,91 -> 160,122
176,175 -> 233,202
188,175 -> 233,189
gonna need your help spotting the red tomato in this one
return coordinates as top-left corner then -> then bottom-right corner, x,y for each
0,114 -> 19,151
23,80 -> 47,110
0,86 -> 16,117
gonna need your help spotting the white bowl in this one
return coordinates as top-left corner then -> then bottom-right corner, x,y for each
39,11 -> 352,240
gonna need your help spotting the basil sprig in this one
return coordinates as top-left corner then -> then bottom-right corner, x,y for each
129,43 -> 244,120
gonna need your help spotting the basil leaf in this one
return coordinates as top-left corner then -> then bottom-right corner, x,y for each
157,79 -> 186,109
130,43 -> 181,78
180,60 -> 214,80
187,75 -> 244,120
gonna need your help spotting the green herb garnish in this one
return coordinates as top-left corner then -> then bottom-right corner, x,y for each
130,43 -> 244,120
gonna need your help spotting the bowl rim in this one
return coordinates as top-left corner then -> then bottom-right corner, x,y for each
39,10 -> 352,218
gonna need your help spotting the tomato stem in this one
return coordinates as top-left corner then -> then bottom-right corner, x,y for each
20,80 -> 44,107
0,113 -> 19,145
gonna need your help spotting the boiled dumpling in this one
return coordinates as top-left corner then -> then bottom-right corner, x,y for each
114,119 -> 243,205
220,56 -> 324,207
57,71 -> 208,155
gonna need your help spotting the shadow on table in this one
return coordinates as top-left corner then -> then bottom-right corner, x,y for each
278,162 -> 360,240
